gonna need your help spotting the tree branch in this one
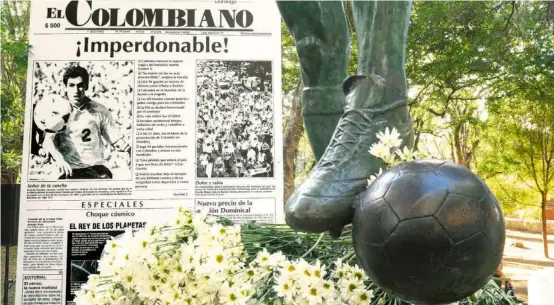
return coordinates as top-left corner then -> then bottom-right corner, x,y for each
527,137 -> 544,193
495,177 -> 542,207
547,0 -> 554,33
483,171 -> 504,179
427,88 -> 457,117
409,81 -> 434,107
503,1 -> 516,32
517,172 -> 541,193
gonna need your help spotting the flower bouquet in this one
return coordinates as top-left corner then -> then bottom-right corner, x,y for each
75,129 -> 519,305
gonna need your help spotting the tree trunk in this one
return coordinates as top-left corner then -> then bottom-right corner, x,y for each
1,167 -> 18,184
548,1 -> 554,33
453,124 -> 465,166
283,83 -> 303,203
453,122 -> 474,169
541,191 -> 550,258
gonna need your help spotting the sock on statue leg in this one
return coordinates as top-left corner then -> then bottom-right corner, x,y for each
350,0 -> 414,155
277,0 -> 350,161
351,0 -> 413,106
302,86 -> 344,161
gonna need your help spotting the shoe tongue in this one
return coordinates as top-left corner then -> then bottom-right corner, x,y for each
343,75 -> 386,110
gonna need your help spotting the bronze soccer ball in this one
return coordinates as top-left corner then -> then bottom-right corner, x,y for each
353,160 -> 505,305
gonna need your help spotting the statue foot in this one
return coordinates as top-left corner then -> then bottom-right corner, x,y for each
285,74 -> 414,237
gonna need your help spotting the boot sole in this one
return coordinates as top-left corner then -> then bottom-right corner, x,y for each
285,192 -> 357,237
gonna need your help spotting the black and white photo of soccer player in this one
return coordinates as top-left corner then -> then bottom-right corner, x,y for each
196,60 -> 274,178
29,61 -> 133,180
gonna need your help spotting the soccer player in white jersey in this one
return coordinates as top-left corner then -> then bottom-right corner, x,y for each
52,65 -> 129,179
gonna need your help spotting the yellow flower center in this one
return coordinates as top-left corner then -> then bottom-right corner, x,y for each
216,254 -> 224,263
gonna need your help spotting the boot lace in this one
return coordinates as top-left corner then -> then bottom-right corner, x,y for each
318,98 -> 410,170
318,109 -> 376,169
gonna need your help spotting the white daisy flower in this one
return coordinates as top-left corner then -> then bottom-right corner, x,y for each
219,286 -> 247,305
319,280 -> 335,300
339,278 -> 365,300
350,290 -> 374,305
369,142 -> 391,160
279,261 -> 298,277
274,274 -> 295,301
303,284 -> 324,305
396,146 -> 416,161
377,127 -> 402,148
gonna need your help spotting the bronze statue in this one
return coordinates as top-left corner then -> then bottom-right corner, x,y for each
279,4 -> 508,304
278,1 -> 415,237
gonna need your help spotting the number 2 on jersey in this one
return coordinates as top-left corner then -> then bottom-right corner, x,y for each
81,129 -> 92,142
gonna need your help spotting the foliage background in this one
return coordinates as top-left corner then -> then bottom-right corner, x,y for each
1,0 -> 29,183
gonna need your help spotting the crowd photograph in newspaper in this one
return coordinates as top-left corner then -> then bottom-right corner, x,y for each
196,60 -> 274,179
29,61 -> 134,181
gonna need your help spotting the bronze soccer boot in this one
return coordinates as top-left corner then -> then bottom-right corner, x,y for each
285,74 -> 414,238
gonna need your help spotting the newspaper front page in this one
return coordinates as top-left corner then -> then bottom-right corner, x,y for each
15,1 -> 283,304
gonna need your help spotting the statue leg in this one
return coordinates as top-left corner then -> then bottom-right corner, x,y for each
277,0 -> 349,161
352,0 -> 413,115
284,1 -> 414,238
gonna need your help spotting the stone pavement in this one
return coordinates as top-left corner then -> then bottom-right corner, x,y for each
502,229 -> 554,304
